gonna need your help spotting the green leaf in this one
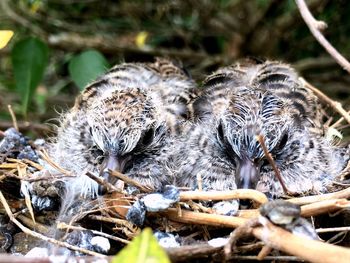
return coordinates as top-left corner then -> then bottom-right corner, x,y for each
11,37 -> 49,115
112,228 -> 171,263
68,49 -> 109,90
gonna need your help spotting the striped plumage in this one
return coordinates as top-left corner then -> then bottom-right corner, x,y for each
175,60 -> 348,199
48,58 -> 195,198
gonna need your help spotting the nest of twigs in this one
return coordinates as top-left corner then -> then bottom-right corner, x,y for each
0,80 -> 350,263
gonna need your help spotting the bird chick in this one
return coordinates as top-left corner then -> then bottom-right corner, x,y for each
176,60 -> 348,199
43,58 -> 195,199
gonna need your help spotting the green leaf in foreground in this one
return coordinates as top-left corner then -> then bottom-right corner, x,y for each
11,37 -> 49,115
68,49 -> 109,90
112,228 -> 170,263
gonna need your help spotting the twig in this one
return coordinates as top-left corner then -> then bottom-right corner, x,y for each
256,135 -> 290,194
179,189 -> 268,205
57,222 -> 130,244
85,171 -> 125,194
38,149 -> 73,176
109,170 -> 153,193
0,191 -> 106,257
162,206 -> 350,262
159,208 -> 248,228
295,0 -> 350,73
88,214 -> 139,235
301,78 -> 350,125
300,199 -> 350,217
224,218 -> 259,259
257,245 -> 273,260
317,226 -> 350,234
252,219 -> 350,263
7,105 -> 18,132
166,243 -> 223,262
288,186 -> 350,205
330,111 -> 350,129
48,32 -> 213,59
17,214 -> 50,234
229,255 -> 304,261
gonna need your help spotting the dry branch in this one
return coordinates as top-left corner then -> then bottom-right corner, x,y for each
253,219 -> 350,263
300,198 -> 350,217
257,135 -> 289,194
48,32 -> 212,59
295,0 -> 350,73
179,189 -> 268,204
161,205 -> 350,262
109,170 -> 153,193
288,186 -> 350,205
301,78 -> 350,125
57,222 -> 130,244
85,171 -> 125,194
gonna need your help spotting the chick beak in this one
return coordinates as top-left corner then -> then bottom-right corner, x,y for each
236,157 -> 260,190
98,154 -> 123,195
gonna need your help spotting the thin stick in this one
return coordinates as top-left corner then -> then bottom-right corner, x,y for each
88,214 -> 138,234
288,187 -> 350,205
256,135 -> 289,194
17,214 -> 49,234
295,0 -> 350,73
38,149 -> 73,176
301,78 -> 350,125
85,171 -> 125,194
179,189 -> 268,204
330,111 -> 350,129
317,226 -> 350,233
109,170 -> 153,193
162,207 -> 350,262
300,199 -> 350,217
160,208 -> 248,228
253,219 -> 350,263
0,191 -> 105,257
57,222 -> 130,244
7,105 -> 18,131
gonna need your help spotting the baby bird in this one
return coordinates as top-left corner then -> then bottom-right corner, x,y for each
176,60 -> 349,198
45,58 -> 195,199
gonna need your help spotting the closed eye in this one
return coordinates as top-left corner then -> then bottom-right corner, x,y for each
273,133 -> 289,153
217,121 -> 225,145
90,145 -> 104,164
141,128 -> 155,146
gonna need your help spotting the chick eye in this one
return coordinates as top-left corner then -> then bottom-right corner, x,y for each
217,122 -> 225,144
275,133 -> 288,152
90,145 -> 104,163
140,128 -> 155,146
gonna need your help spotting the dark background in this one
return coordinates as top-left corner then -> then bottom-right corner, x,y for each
0,0 -> 349,135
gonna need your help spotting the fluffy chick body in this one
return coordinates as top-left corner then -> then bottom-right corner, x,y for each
175,60 -> 348,197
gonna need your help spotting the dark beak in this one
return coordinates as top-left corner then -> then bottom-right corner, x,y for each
98,154 -> 124,195
235,157 -> 260,189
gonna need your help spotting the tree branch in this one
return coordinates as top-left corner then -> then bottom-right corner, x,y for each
295,0 -> 350,73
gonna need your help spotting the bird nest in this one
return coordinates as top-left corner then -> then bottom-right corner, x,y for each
0,81 -> 350,263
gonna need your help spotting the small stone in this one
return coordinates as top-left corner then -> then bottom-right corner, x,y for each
90,236 -> 110,253
126,200 -> 146,226
259,200 -> 301,225
25,247 -> 49,257
213,200 -> 239,216
154,231 -> 180,248
208,237 -> 229,247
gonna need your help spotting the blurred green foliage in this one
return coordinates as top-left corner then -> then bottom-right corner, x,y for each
112,228 -> 170,263
11,37 -> 49,116
68,50 -> 110,90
